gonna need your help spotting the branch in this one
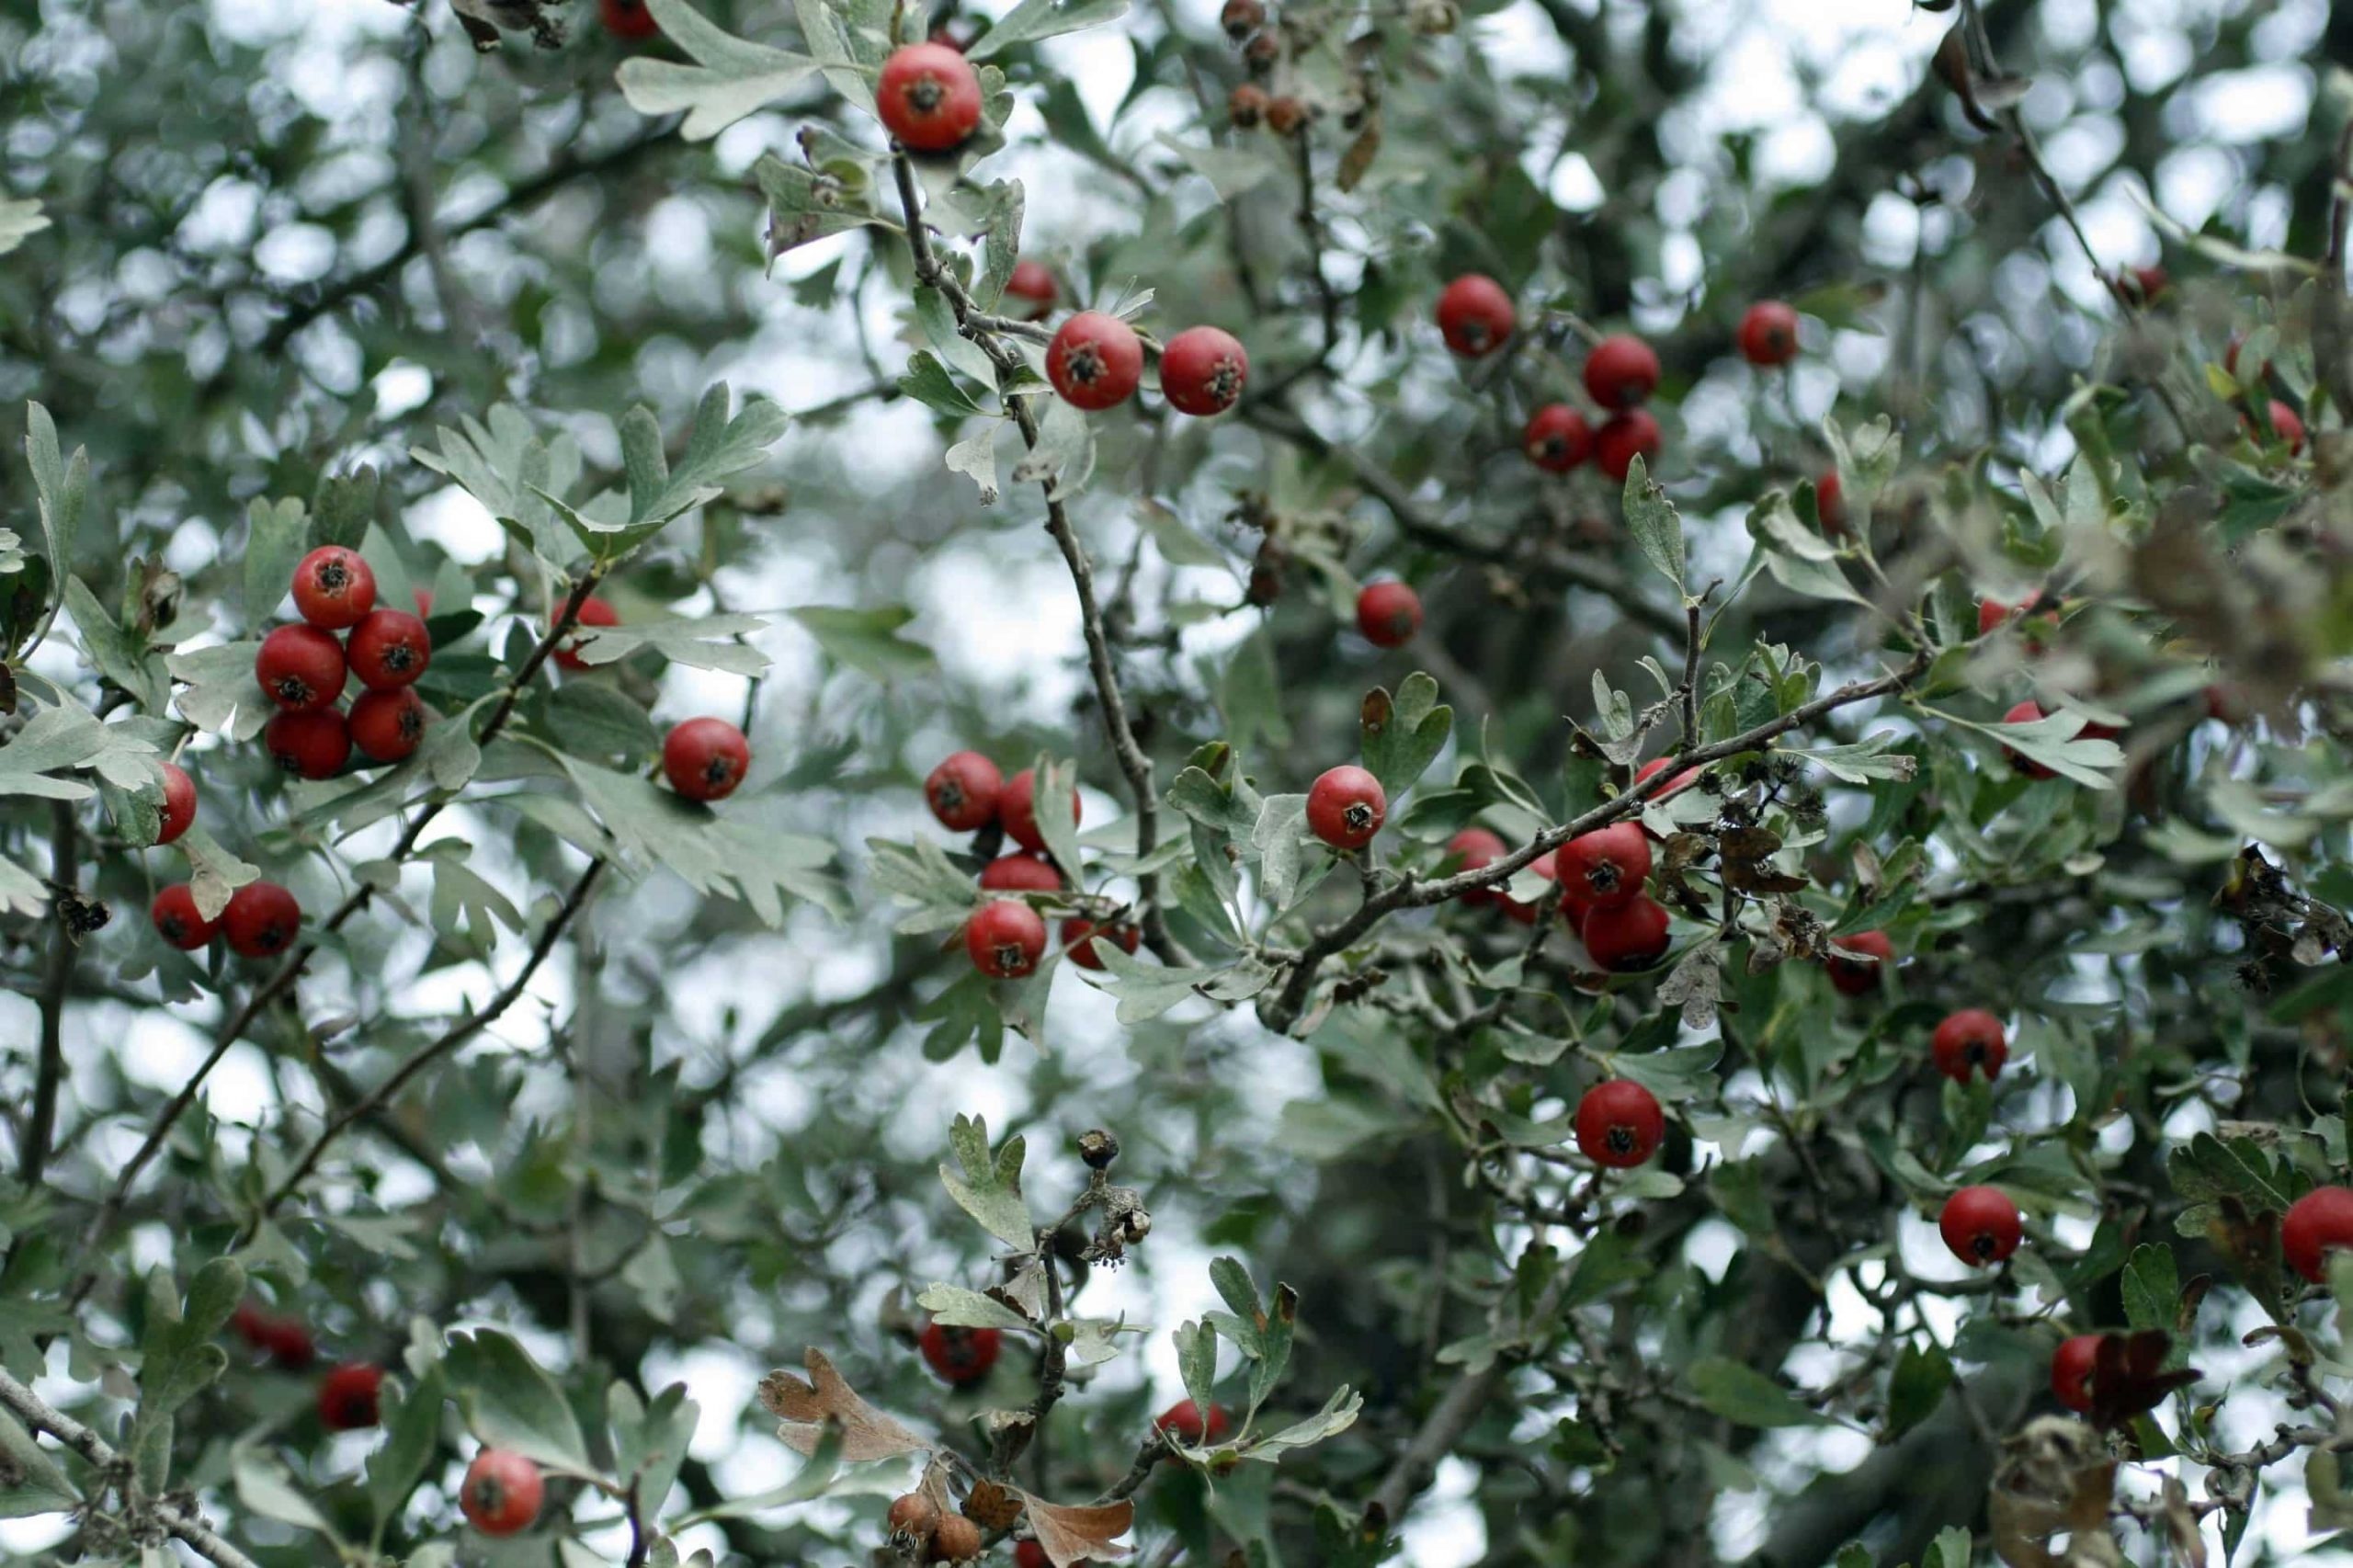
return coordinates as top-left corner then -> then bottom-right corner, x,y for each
0,1366 -> 264,1568
21,800 -> 75,1184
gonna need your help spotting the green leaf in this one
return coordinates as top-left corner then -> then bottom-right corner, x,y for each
166,640 -> 272,740
939,1113 -> 1033,1251
915,1283 -> 1034,1331
1620,456 -> 1686,595
63,576 -> 162,712
2120,1243 -> 2178,1335
610,1381 -> 699,1519
242,497 -> 307,624
945,426 -> 1002,504
311,465 -> 380,551
1946,709 -> 2122,790
568,612 -> 770,676
1608,1042 -> 1721,1103
1925,1525 -> 1972,1568
548,681 -> 662,758
1074,941 -> 1277,1023
368,1369 -> 443,1540
968,0 -> 1130,59
176,824 -> 259,923
1884,1342 -> 1950,1439
1822,413 -> 1898,526
1557,1228 -> 1652,1308
1249,791 -> 1316,912
23,402 -> 88,574
901,350 -> 990,418
135,1257 -> 244,1437
409,404 -> 585,569
753,153 -> 884,260
0,1408 -> 79,1518
790,605 -> 934,681
1763,545 -> 1867,607
1684,1358 -> 1830,1428
617,0 -> 821,141
0,699 -> 158,801
445,1328 -> 594,1474
1360,672 -> 1452,798
233,1449 -> 339,1539
1174,1318 -> 1218,1428
1238,1384 -> 1360,1460
869,835 -> 983,934
676,1428 -> 841,1524
0,198 -> 51,257
562,758 -> 846,926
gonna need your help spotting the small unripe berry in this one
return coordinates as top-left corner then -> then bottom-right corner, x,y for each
1554,823 -> 1651,911
460,1449 -> 544,1537
1221,0 -> 1265,37
1160,325 -> 1250,416
2257,399 -> 2304,456
1062,915 -> 1140,970
1228,83 -> 1269,129
1442,827 -> 1507,905
1435,274 -> 1514,358
600,0 -> 661,38
347,608 -> 431,691
348,687 -> 432,765
887,1492 -> 940,1547
1047,312 -> 1145,411
1264,95 -> 1306,136
1736,301 -> 1801,367
1824,929 -> 1895,996
2282,1187 -> 2353,1283
1816,472 -> 1846,537
1593,410 -> 1662,483
151,884 -> 219,950
1930,1007 -> 2007,1083
264,707 -> 352,780
1583,334 -> 1660,409
1939,1186 -> 2021,1267
926,750 -> 1005,832
1306,765 -> 1385,849
1523,403 -> 1591,472
928,1514 -> 985,1563
554,595 -> 620,672
290,546 -> 378,630
1006,260 -> 1058,322
1155,1398 -> 1231,1448
1579,894 -> 1670,971
2051,1333 -> 2102,1413
317,1362 -> 383,1430
663,717 -> 752,802
1355,581 -> 1422,648
1574,1079 -> 1665,1167
918,1320 -> 1003,1385
222,881 -> 302,960
980,853 -> 1062,892
256,623 -> 347,712
156,761 -> 197,845
966,899 -> 1048,978
876,42 -> 984,153
999,767 -> 1080,854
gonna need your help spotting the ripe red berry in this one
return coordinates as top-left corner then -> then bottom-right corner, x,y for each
1824,929 -> 1895,997
1016,1541 -> 1051,1568
2119,264 -> 2168,305
1737,301 -> 1801,367
1047,312 -> 1144,411
888,1493 -> 942,1547
263,1317 -> 317,1369
1062,915 -> 1140,970
663,717 -> 752,802
256,623 -> 347,711
1154,1399 -> 1231,1447
554,595 -> 620,673
1816,472 -> 1847,537
1306,765 -> 1385,850
1580,895 -> 1671,971
926,751 -> 1004,833
1356,581 -> 1422,648
1503,848 -> 1559,925
222,881 -> 302,960
999,767 -> 1079,854
1221,0 -> 1265,36
1583,334 -> 1660,409
290,546 -> 378,630
264,707 -> 351,780
1006,259 -> 1057,322
965,900 -> 1048,978
1228,83 -> 1269,129
2052,1333 -> 2102,1413
980,854 -> 1062,892
1979,597 -> 2018,636
1243,28 -> 1279,69
318,1362 -> 383,1430
929,1515 -> 985,1563
2282,1187 -> 2353,1283
1930,1007 -> 2007,1083
1435,274 -> 1514,358
1574,1079 -> 1665,1168
876,42 -> 983,153
1443,826 -> 1507,905
349,687 -> 431,765
600,0 -> 661,37
1160,325 -> 1249,416
1264,95 -> 1306,136
156,761 -> 197,845
230,1301 -> 274,1351
1939,1186 -> 2022,1267
1555,823 -> 1652,911
918,1321 -> 1003,1385
460,1449 -> 544,1537
1593,410 -> 1662,483
2258,399 -> 2305,455
2000,699 -> 2056,780
151,884 -> 219,950
347,608 -> 431,690
1523,403 -> 1592,472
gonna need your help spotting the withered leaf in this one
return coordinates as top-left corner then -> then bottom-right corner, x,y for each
1336,121 -> 1381,192
756,1347 -> 928,1462
1021,1492 -> 1135,1565
1991,1415 -> 2118,1568
963,1478 -> 1023,1531
1655,937 -> 1722,1030
2086,1330 -> 2200,1431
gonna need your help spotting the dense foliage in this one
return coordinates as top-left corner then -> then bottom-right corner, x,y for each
1,0 -> 2349,1564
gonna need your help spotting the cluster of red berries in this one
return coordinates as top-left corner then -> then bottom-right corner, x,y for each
152,878 -> 302,960
924,755 -> 1125,978
548,588 -> 748,803
256,547 -> 435,779
1043,313 -> 1250,418
1431,274 -> 1666,485
885,1492 -> 986,1562
1219,0 -> 1302,133
234,1305 -> 385,1435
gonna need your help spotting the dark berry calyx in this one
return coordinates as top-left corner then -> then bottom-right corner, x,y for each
1343,801 -> 1374,833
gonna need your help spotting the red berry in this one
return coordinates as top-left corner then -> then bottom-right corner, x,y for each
1306,765 -> 1385,850
232,1302 -> 274,1350
2000,699 -> 2056,780
1265,95 -> 1308,136
1016,1542 -> 1051,1568
999,767 -> 1080,854
600,0 -> 661,38
1435,274 -> 1514,358
1355,581 -> 1422,648
290,546 -> 378,630
1824,929 -> 1895,997
1047,312 -> 1144,411
1930,1007 -> 2007,1083
876,42 -> 984,153
1593,410 -> 1662,483
264,707 -> 351,780
662,717 -> 751,801
1816,472 -> 1846,537
927,751 -> 1004,832
2052,1334 -> 2102,1413
2120,265 -> 2168,305
1737,301 -> 1801,367
1583,334 -> 1660,409
1502,848 -> 1559,925
318,1363 -> 383,1430
1939,1186 -> 2021,1267
460,1449 -> 544,1537
1580,895 -> 1670,971
1154,1399 -> 1231,1447
264,1318 -> 317,1369
256,623 -> 347,711
965,899 -> 1048,978
1160,325 -> 1249,416
1979,597 -> 2018,636
414,588 -> 435,617
349,687 -> 432,765
2283,1187 -> 2353,1283
1228,83 -> 1269,129
1443,827 -> 1507,905
1555,823 -> 1651,911
1006,260 -> 1057,321
888,1493 -> 941,1547
1574,1079 -> 1665,1167
1221,0 -> 1265,36
347,608 -> 431,691
1632,756 -> 1701,803
918,1321 -> 1003,1385
156,761 -> 197,845
1061,915 -> 1140,970
2259,399 -> 2305,456
1523,403 -> 1592,472
222,881 -> 302,960
554,595 -> 620,673
150,884 -> 219,950
979,853 -> 1062,892
929,1516 -> 985,1562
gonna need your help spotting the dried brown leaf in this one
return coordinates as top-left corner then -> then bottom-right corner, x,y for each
963,1478 -> 1023,1531
1021,1492 -> 1135,1564
756,1347 -> 929,1461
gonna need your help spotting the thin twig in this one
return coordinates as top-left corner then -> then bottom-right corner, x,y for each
21,800 -> 75,1185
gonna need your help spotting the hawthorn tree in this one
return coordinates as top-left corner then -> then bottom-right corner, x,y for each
0,0 -> 2348,1565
